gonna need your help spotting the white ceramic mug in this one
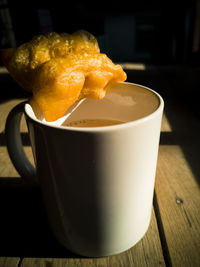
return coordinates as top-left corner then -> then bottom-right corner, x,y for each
5,82 -> 164,257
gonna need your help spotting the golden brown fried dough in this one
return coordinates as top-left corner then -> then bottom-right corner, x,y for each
1,30 -> 126,121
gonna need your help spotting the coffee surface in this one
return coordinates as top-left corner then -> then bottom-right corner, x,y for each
63,119 -> 124,127
63,83 -> 160,127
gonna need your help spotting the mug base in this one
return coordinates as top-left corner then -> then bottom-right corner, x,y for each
57,220 -> 150,258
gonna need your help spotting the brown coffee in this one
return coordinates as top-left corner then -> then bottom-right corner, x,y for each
63,119 -> 124,127
60,83 -> 160,128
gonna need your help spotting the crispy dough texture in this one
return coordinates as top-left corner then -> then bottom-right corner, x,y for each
1,30 -> 127,121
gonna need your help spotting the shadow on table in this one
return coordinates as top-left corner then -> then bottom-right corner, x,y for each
0,72 -> 31,102
0,71 -> 80,258
0,185 -> 83,258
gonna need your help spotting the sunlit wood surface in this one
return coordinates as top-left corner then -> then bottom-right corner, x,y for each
1,65 -> 200,266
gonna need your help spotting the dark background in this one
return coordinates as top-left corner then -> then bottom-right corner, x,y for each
0,0 -> 199,65
1,0 -> 200,114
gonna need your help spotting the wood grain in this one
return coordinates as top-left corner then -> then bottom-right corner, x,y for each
0,99 -> 25,132
155,145 -> 200,267
154,90 -> 200,266
161,113 -> 172,132
0,257 -> 20,267
0,99 -> 34,182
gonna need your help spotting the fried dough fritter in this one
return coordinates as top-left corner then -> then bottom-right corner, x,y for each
1,30 -> 127,121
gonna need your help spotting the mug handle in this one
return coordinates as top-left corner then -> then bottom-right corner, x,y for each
5,101 -> 37,185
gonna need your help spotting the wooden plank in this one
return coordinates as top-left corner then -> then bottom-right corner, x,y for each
0,99 -> 29,133
0,146 -> 34,176
0,99 -> 34,182
192,0 -> 200,52
20,209 -> 165,267
0,99 -> 25,132
155,145 -> 200,266
161,113 -> 172,132
0,100 -> 23,181
0,257 -> 20,267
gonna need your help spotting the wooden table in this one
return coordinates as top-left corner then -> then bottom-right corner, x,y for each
0,66 -> 200,266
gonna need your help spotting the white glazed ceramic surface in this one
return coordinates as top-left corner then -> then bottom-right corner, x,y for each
7,82 -> 164,257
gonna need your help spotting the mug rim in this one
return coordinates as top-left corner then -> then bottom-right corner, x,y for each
24,82 -> 164,132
